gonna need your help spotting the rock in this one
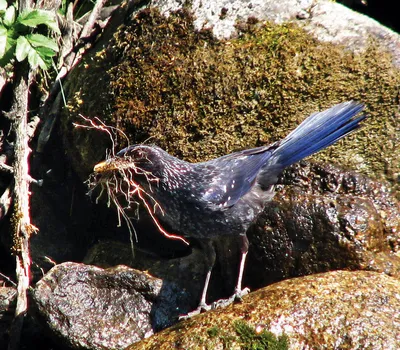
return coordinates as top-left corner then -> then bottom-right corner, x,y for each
31,262 -> 190,350
0,287 -> 16,348
83,240 -> 213,311
152,0 -> 400,64
129,270 -> 400,349
245,162 -> 400,288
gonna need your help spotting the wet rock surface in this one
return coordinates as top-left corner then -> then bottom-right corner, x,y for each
245,162 -> 400,288
31,262 -> 190,349
130,270 -> 400,350
83,241 -> 213,312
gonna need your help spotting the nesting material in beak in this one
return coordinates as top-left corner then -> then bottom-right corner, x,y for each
93,160 -> 119,173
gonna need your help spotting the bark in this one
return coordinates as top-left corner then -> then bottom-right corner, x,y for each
1,1 -> 116,348
6,62 -> 36,350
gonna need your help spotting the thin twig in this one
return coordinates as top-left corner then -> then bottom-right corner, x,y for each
79,0 -> 108,40
0,271 -> 17,287
0,116 -> 41,220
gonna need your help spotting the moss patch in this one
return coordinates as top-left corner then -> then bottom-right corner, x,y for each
234,320 -> 289,350
65,7 -> 400,190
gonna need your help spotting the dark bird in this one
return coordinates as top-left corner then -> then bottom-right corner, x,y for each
91,101 -> 365,317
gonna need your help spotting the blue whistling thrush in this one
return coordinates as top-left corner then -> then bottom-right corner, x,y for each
92,101 -> 365,317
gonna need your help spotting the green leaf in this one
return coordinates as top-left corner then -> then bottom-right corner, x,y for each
28,47 -> 47,70
0,0 -> 7,12
0,25 -> 7,58
0,36 -> 16,67
36,46 -> 55,58
26,33 -> 58,51
17,9 -> 60,34
36,46 -> 54,67
15,36 -> 31,62
3,5 -> 16,27
27,46 -> 54,70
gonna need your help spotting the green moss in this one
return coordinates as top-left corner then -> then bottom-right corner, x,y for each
65,7 -> 400,191
234,320 -> 289,350
207,326 -> 220,337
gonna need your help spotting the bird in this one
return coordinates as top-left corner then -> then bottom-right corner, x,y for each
91,101 -> 365,317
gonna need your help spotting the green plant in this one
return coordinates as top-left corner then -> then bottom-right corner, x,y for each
0,0 -> 60,70
207,326 -> 220,337
234,320 -> 289,350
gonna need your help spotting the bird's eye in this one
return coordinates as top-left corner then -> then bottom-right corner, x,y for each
133,149 -> 147,160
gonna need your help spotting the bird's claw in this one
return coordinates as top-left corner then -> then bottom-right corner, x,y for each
211,287 -> 251,309
179,288 -> 250,320
178,303 -> 212,320
234,287 -> 250,300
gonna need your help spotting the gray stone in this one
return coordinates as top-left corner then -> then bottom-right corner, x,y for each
31,262 -> 189,349
152,0 -> 400,66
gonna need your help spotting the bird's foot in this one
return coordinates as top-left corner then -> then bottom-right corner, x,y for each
233,287 -> 250,301
179,288 -> 250,320
212,287 -> 250,309
178,302 -> 212,320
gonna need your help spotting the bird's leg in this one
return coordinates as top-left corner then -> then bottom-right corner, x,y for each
232,234 -> 250,299
213,235 -> 250,309
198,269 -> 212,309
179,236 -> 250,319
179,240 -> 216,319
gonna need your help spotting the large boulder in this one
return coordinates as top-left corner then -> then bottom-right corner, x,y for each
129,270 -> 400,350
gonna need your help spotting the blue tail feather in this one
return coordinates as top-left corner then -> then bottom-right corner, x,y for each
275,101 -> 365,167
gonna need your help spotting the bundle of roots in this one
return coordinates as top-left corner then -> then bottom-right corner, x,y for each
77,116 -> 189,247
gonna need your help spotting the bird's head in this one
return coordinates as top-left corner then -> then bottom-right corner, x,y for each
88,145 -> 191,245
87,145 -> 167,201
93,145 -> 164,178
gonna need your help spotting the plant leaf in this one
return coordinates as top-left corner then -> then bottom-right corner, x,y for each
0,0 -> 7,12
26,33 -> 58,51
0,25 -> 7,58
28,47 -> 47,70
17,9 -> 60,34
36,46 -> 54,67
0,36 -> 16,67
36,46 -> 55,58
3,5 -> 16,27
15,35 -> 31,62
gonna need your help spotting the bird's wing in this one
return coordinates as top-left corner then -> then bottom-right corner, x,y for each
200,101 -> 365,210
200,145 -> 277,209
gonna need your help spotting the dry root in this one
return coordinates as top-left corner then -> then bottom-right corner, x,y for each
75,116 -> 189,247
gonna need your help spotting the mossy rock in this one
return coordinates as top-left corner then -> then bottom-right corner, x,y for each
62,7 -> 400,194
127,270 -> 400,349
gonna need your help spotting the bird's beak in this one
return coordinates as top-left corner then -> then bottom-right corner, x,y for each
93,160 -> 118,173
